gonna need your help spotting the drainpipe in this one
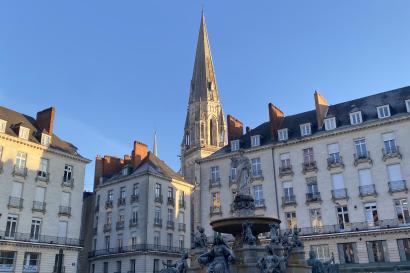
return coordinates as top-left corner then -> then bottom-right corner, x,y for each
271,147 -> 281,224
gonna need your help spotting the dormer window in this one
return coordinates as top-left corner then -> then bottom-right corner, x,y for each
324,117 -> 336,131
41,133 -> 51,146
0,119 -> 6,133
231,140 -> 240,152
251,135 -> 261,147
377,105 -> 391,119
18,126 -> 30,140
406,100 -> 410,113
300,123 -> 311,137
278,129 -> 288,141
350,111 -> 363,125
121,166 -> 130,176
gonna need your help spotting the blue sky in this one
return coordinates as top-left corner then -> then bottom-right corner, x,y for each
1,1 -> 409,191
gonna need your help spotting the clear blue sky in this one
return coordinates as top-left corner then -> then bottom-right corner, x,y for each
1,1 -> 409,191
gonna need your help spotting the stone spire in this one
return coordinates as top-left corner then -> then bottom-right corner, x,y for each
153,130 -> 158,156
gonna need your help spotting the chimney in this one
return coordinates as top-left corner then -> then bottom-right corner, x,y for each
314,91 -> 329,129
36,107 -> 55,136
227,115 -> 244,142
94,156 -> 103,190
268,103 -> 285,140
132,141 -> 148,168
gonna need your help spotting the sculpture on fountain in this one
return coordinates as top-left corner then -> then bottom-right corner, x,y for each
291,228 -> 304,248
306,251 -> 339,273
257,224 -> 288,273
193,226 -> 208,249
242,221 -> 257,246
198,233 -> 235,273
160,252 -> 189,273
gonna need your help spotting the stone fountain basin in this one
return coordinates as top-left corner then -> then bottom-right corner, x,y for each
210,216 -> 280,236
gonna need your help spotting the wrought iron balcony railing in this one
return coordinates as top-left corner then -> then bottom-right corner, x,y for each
0,230 -> 82,246
388,180 -> 407,193
130,194 -> 139,203
166,221 -> 175,230
88,244 -> 188,258
105,200 -> 113,209
282,195 -> 296,207
12,165 -> 27,178
58,206 -> 72,216
154,195 -> 163,204
210,206 -> 222,216
279,165 -> 293,177
36,171 -> 49,183
103,223 -> 111,232
61,177 -> 74,188
154,219 -> 163,227
129,219 -> 138,227
167,197 -> 175,206
327,155 -> 344,169
359,184 -> 377,197
178,223 -> 186,232
331,188 -> 348,200
8,196 -> 23,209
354,151 -> 372,166
117,197 -> 126,207
382,146 -> 402,161
32,201 -> 46,212
255,199 -> 266,208
302,161 -> 318,174
116,221 -> 125,230
209,178 -> 221,189
251,169 -> 263,179
306,192 -> 321,203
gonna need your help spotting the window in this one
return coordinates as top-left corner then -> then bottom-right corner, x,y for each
167,209 -> 173,222
117,235 -> 123,250
155,184 -> 162,198
406,100 -> 410,113
0,119 -> 6,133
121,166 -> 129,176
155,207 -> 161,224
154,232 -> 160,247
18,126 -> 30,140
359,169 -> 374,196
105,236 -> 110,250
303,148 -> 314,165
278,129 -> 288,141
0,146 -> 3,161
106,212 -> 112,224
58,221 -> 67,238
30,219 -> 41,241
354,138 -> 367,158
179,191 -> 185,206
63,165 -> 73,182
116,261 -> 121,273
337,206 -> 350,230
38,158 -> 49,178
131,208 -> 138,223
283,181 -> 294,201
398,238 -> 410,261
210,166 -> 220,182
338,243 -> 358,264
103,262 -> 108,273
300,123 -> 311,136
324,117 -> 336,131
11,182 -> 23,198
118,210 -> 125,223
230,140 -> 240,151
251,135 -> 261,147
0,251 -> 16,272
91,264 -> 95,273
168,187 -> 174,198
230,167 -> 237,180
120,187 -> 126,199
377,105 -> 391,119
253,185 -> 264,207
179,235 -> 185,249
16,152 -> 27,170
185,132 -> 190,147
23,252 -> 40,272
327,143 -> 340,164
5,215 -> 18,238
367,240 -> 388,262
179,212 -> 185,224
280,153 -> 291,169
93,238 -> 97,251
130,259 -> 136,273
285,212 -> 297,229
212,192 -> 220,209
251,158 -> 262,177
311,245 -> 330,262
310,209 -> 322,230
153,259 -> 160,273
107,190 -> 113,202
41,133 -> 51,146
364,202 -> 379,227
332,173 -> 345,191
388,164 -> 403,182
307,177 -> 319,194
395,199 -> 410,224
131,233 -> 137,247
167,233 -> 173,248
382,132 -> 397,154
133,183 -> 139,196
350,111 -> 362,125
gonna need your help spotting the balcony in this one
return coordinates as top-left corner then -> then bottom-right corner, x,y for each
103,223 -> 111,232
61,177 -> 74,188
12,165 -> 27,178
302,161 -> 318,174
129,219 -> 138,227
282,195 -> 296,207
251,169 -> 264,180
130,194 -> 139,203
382,146 -> 402,161
32,201 -> 46,212
331,188 -> 348,200
166,221 -> 175,230
105,200 -> 113,209
36,171 -> 49,183
210,206 -> 222,216
117,197 -> 126,207
88,244 -> 188,258
388,180 -> 407,193
255,199 -> 266,208
359,184 -> 377,197
306,192 -> 321,203
167,197 -> 175,206
8,196 -> 23,209
154,218 -> 163,228
0,230 -> 82,246
116,221 -> 125,231
209,178 -> 221,189
327,155 -> 344,170
154,195 -> 163,204
279,165 -> 294,178
178,223 -> 186,232
58,206 -> 72,216
354,151 -> 373,166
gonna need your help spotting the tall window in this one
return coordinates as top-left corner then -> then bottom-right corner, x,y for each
131,233 -> 137,247
251,158 -> 262,177
388,164 -> 403,183
155,207 -> 161,224
367,240 -> 388,262
327,143 -> 340,164
167,233 -> 173,248
251,135 -> 261,147
23,252 -> 40,272
15,152 -> 27,170
38,158 -> 49,178
210,166 -> 220,182
230,140 -> 240,151
153,259 -> 160,273
154,232 -> 160,247
364,202 -> 379,227
103,262 -> 108,273
133,183 -> 139,196
131,208 -> 138,223
63,165 -> 73,182
398,238 -> 410,261
395,199 -> 410,224
0,119 -> 6,133
286,212 -> 297,229
0,251 -> 16,272
230,167 -> 237,180
350,111 -> 362,125
338,243 -> 358,264
155,184 -> 162,198
332,173 -> 345,199
307,177 -> 319,195
120,187 -> 126,199
179,191 -> 185,206
324,117 -> 336,131
278,129 -> 288,141
130,259 -> 136,273
283,181 -> 294,201
168,187 -> 174,198
337,206 -> 350,230
5,215 -> 18,238
116,261 -> 121,273
30,219 -> 41,241
354,138 -> 367,158
300,123 -> 311,136
253,185 -> 264,207
105,236 -> 110,250
382,132 -> 397,154
179,235 -> 185,249
311,245 -> 330,262
212,192 -> 220,209
167,209 -> 173,222
179,212 -> 185,224
280,153 -> 291,169
310,209 -> 322,230
117,235 -> 123,250
106,212 -> 112,224
303,148 -> 314,165
377,105 -> 391,118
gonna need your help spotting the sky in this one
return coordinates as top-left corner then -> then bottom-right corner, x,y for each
1,1 -> 409,191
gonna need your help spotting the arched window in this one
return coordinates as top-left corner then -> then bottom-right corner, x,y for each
185,132 -> 190,147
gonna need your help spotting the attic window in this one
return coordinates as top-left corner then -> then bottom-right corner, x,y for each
377,105 -> 391,119
41,133 -> 51,146
278,129 -> 288,141
18,126 -> 30,140
350,111 -> 363,125
0,119 -> 6,133
251,135 -> 261,147
231,140 -> 240,152
324,117 -> 336,131
406,100 -> 410,113
122,166 -> 129,176
300,123 -> 311,137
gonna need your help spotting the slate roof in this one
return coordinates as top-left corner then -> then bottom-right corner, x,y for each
0,105 -> 84,158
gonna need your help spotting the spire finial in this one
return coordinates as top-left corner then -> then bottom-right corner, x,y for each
153,130 -> 158,156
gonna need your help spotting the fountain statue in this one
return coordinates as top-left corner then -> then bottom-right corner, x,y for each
306,251 -> 339,273
242,221 -> 257,246
193,226 -> 208,249
198,233 -> 235,273
160,252 -> 189,273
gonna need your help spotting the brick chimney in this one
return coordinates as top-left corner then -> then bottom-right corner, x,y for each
268,103 -> 284,140
94,156 -> 103,190
314,91 -> 329,129
132,141 -> 148,168
36,107 -> 55,136
227,115 -> 244,142
93,155 -> 124,190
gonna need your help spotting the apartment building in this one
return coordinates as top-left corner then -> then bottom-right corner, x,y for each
0,106 -> 90,273
87,141 -> 193,273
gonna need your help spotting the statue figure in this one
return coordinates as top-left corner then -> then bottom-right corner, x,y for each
306,251 -> 339,273
160,252 -> 188,273
198,233 -> 235,273
279,231 -> 292,253
257,243 -> 288,273
291,228 -> 304,248
230,155 -> 251,193
193,226 -> 208,249
242,221 -> 256,246
269,224 -> 280,245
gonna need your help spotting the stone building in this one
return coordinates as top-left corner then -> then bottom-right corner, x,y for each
87,141 -> 193,273
0,106 -> 90,273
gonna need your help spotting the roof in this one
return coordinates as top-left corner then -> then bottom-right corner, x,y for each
0,105 -> 85,158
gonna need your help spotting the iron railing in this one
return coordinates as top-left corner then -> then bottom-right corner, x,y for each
154,219 -> 163,227
32,201 -> 46,212
0,230 -> 81,246
354,151 -> 372,166
255,199 -> 266,208
8,196 -> 23,209
154,195 -> 163,203
388,180 -> 407,193
209,178 -> 221,189
36,171 -> 49,182
382,146 -> 402,161
130,194 -> 139,203
282,195 -> 296,206
167,221 -> 175,230
105,200 -> 113,209
332,188 -> 348,200
359,184 -> 377,197
61,177 -> 74,187
306,192 -> 321,202
117,198 -> 126,207
12,165 -> 27,178
167,197 -> 175,206
279,165 -> 293,177
129,219 -> 138,227
89,244 -> 188,258
302,161 -> 318,173
59,206 -> 71,216
178,223 -> 186,232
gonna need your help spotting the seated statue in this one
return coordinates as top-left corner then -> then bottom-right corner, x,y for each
257,243 -> 288,273
193,226 -> 208,249
160,252 -> 188,273
242,221 -> 256,246
198,233 -> 235,273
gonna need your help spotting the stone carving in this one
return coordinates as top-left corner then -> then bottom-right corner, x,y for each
306,251 -> 339,273
257,243 -> 288,273
160,252 -> 188,273
198,233 -> 235,273
269,224 -> 280,244
279,231 -> 292,253
230,154 -> 251,193
291,228 -> 304,248
242,221 -> 256,246
193,226 -> 208,249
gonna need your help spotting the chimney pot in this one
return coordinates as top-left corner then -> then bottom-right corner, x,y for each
227,115 -> 244,142
36,107 -> 55,137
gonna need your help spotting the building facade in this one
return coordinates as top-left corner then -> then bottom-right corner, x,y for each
87,141 -> 193,273
0,106 -> 90,273
194,86 -> 410,271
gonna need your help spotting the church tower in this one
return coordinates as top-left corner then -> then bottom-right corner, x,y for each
181,12 -> 227,184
